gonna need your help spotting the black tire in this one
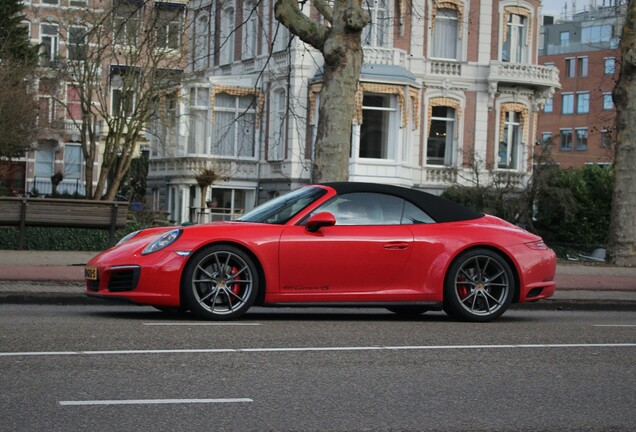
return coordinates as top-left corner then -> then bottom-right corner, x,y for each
182,244 -> 259,320
386,306 -> 428,316
443,249 -> 515,322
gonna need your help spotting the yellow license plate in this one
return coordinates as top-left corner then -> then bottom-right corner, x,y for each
85,266 -> 98,280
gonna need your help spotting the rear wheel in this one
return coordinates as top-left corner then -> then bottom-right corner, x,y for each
443,249 -> 514,322
182,245 -> 258,320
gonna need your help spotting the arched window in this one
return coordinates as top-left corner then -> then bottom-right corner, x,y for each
193,14 -> 210,69
220,6 -> 235,65
243,1 -> 258,59
431,8 -> 459,60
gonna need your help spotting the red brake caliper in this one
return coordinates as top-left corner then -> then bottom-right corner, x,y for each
457,276 -> 469,299
230,266 -> 241,296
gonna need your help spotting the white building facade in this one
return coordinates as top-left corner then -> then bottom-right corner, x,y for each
146,0 -> 560,224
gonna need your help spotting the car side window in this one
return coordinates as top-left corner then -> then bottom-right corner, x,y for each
315,192 -> 433,226
401,201 -> 435,224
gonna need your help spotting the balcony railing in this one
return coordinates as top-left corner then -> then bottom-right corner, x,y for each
422,167 -> 458,186
27,178 -> 86,196
489,61 -> 560,90
426,60 -> 462,77
363,47 -> 408,67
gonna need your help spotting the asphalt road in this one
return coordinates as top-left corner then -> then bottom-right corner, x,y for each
1,305 -> 635,432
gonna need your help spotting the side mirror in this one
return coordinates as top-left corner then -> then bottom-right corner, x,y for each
305,212 -> 336,233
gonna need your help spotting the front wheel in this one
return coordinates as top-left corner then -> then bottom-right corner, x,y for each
443,249 -> 515,322
182,245 -> 259,320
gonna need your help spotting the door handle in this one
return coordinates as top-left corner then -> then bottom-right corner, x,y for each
384,242 -> 409,250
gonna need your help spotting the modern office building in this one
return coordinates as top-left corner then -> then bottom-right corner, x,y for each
537,1 -> 627,168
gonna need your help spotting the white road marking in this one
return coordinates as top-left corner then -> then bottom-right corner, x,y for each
143,322 -> 261,326
59,398 -> 253,406
593,325 -> 636,327
2,343 -> 635,358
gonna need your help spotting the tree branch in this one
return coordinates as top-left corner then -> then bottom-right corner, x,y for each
275,0 -> 328,51
313,0 -> 333,24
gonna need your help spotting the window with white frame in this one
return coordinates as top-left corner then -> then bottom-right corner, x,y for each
243,1 -> 258,59
560,128 -> 573,150
212,93 -> 256,158
35,141 -> 55,177
193,14 -> 210,70
362,0 -> 389,47
156,6 -> 183,50
272,21 -> 289,52
431,8 -> 460,60
603,93 -> 614,110
63,144 -> 83,179
110,71 -> 136,117
40,24 -> 59,65
565,58 -> 575,77
562,93 -> 574,114
577,92 -> 589,114
42,0 -> 59,5
68,26 -> 86,61
113,1 -> 140,46
149,95 -> 178,156
604,57 -> 615,74
188,87 -> 209,154
544,96 -> 553,113
220,6 -> 235,64
601,130 -> 612,148
38,79 -> 58,127
20,20 -> 31,41
578,56 -> 588,77
359,93 -> 397,159
268,89 -> 286,160
66,85 -> 82,122
575,128 -> 588,151
427,106 -> 456,166
541,132 -> 552,148
502,13 -> 527,63
70,0 -> 87,7
498,111 -> 522,169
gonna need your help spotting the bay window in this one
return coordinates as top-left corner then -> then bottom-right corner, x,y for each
188,87 -> 209,154
359,94 -> 397,160
212,93 -> 256,158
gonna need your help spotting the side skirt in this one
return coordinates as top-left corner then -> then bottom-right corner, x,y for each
262,301 -> 443,310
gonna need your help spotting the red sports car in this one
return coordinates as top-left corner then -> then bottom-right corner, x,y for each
85,182 -> 556,322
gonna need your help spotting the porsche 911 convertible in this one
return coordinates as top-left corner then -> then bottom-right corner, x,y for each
85,182 -> 556,322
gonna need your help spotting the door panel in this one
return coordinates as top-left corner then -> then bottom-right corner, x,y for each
278,224 -> 413,297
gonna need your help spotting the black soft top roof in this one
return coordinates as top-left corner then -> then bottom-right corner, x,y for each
322,182 -> 483,223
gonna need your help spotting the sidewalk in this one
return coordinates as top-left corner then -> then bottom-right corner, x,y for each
0,250 -> 635,309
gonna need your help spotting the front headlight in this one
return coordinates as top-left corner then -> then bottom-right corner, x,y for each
142,229 -> 182,255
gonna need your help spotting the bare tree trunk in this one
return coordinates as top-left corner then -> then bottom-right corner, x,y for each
276,0 -> 369,183
609,0 -> 636,266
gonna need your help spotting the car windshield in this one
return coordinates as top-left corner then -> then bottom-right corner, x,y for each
237,186 -> 327,224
